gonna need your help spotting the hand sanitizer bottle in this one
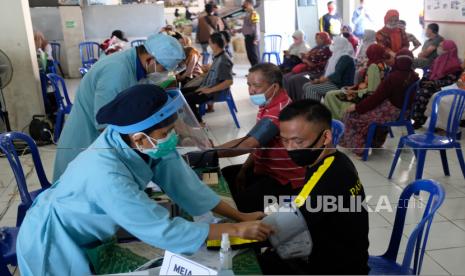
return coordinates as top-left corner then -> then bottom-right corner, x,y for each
219,233 -> 234,275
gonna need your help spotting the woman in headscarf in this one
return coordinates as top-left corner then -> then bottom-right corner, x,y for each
279,30 -> 309,73
303,36 -> 355,102
325,44 -> 389,120
356,30 -> 376,68
341,25 -> 359,52
34,31 -> 54,72
355,29 -> 376,80
340,49 -> 419,157
177,46 -> 204,86
376,10 -> 409,58
283,32 -> 332,100
412,40 -> 463,128
424,71 -> 465,131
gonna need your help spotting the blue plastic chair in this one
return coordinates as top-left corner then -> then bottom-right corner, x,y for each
201,51 -> 210,65
262,35 -> 282,65
79,67 -> 89,77
131,39 -> 146,47
50,42 -> 64,76
368,179 -> 445,275
79,41 -> 100,68
0,227 -> 19,276
47,73 -> 73,142
363,81 -> 419,161
389,89 -> 465,180
199,88 -> 240,128
331,119 -> 344,146
0,132 -> 52,226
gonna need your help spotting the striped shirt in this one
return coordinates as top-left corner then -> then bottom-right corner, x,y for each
252,90 -> 307,189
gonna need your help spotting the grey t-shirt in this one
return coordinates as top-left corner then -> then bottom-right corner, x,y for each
422,35 -> 444,63
201,51 -> 233,88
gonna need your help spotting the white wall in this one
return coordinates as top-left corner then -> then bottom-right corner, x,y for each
297,4 -> 319,47
82,3 -> 165,41
30,7 -> 64,41
260,0 -> 297,52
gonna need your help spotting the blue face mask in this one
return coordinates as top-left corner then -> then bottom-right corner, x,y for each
250,85 -> 275,106
250,93 -> 267,106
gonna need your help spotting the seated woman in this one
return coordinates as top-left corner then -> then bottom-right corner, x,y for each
340,49 -> 419,157
325,44 -> 389,120
283,32 -> 332,100
34,31 -> 54,73
177,46 -> 204,86
412,40 -> 463,129
100,30 -> 129,55
424,71 -> 465,132
354,29 -> 376,83
341,25 -> 359,53
279,30 -> 309,73
303,37 -> 355,102
181,32 -> 233,125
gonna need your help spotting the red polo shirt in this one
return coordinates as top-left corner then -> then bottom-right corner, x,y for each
252,89 -> 306,189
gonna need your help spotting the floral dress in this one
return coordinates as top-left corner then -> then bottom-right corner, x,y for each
412,70 -> 462,127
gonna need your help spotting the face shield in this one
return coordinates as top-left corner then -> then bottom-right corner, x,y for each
109,88 -> 212,156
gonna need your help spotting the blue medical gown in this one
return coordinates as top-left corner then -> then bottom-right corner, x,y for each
53,49 -> 141,182
17,128 -> 220,276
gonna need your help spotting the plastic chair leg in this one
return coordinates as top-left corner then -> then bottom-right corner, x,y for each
415,149 -> 427,180
199,103 -> 206,117
0,263 -> 12,276
54,112 -> 64,142
231,98 -> 238,112
261,53 -> 268,63
439,150 -> 450,176
455,146 -> 465,179
388,127 -> 394,138
406,122 -> 415,135
388,137 -> 405,179
57,62 -> 65,76
363,123 -> 377,161
16,206 -> 26,227
226,98 -> 240,128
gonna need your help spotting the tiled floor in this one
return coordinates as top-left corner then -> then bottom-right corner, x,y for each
1,57 -> 465,275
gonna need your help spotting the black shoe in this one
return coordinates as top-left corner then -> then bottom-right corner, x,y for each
413,121 -> 423,130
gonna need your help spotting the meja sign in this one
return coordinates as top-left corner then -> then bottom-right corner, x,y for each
160,251 -> 217,275
65,21 -> 75,28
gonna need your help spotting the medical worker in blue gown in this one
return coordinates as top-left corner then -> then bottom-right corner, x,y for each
17,84 -> 272,276
53,33 -> 185,181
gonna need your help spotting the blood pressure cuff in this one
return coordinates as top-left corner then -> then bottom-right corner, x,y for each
184,150 -> 219,169
247,118 -> 279,146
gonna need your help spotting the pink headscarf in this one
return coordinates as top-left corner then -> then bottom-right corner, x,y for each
429,40 -> 462,81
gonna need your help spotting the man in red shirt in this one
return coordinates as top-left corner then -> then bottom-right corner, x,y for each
217,63 -> 306,212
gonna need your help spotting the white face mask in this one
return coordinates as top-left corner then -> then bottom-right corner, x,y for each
386,23 -> 397,29
142,60 -> 170,85
436,47 -> 446,56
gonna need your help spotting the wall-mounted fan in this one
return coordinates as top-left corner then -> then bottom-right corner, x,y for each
0,49 -> 13,132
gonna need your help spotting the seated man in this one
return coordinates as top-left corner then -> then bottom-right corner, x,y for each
258,100 -> 369,275
218,63 -> 306,213
181,32 -> 233,124
414,23 -> 443,69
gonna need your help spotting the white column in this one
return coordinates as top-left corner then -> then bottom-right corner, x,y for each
59,6 -> 86,78
0,0 -> 44,131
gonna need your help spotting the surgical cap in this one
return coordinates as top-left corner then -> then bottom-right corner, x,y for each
144,34 -> 186,71
96,84 -> 177,134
